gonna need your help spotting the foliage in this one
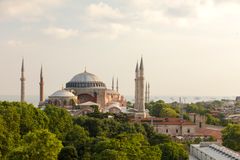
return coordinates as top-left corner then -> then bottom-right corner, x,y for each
222,124 -> 240,151
64,125 -> 91,159
0,101 -> 49,136
147,100 -> 178,118
44,105 -> 73,140
206,114 -> 221,125
8,129 -> 62,160
158,142 -> 188,160
58,146 -> 78,160
185,103 -> 207,115
0,101 -> 189,160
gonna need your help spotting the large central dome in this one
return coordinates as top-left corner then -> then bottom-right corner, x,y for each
66,71 -> 106,89
70,71 -> 101,82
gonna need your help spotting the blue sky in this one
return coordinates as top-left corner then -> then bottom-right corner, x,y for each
1,0 -> 240,97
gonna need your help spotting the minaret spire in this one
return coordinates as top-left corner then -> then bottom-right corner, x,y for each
138,56 -> 145,112
112,76 -> 115,90
134,61 -> 139,110
145,81 -> 148,103
39,65 -> 44,103
147,82 -> 150,103
116,77 -> 119,92
140,56 -> 144,71
135,56 -> 146,118
20,58 -> 25,102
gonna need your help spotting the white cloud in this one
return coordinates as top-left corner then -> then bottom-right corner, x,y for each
0,0 -> 64,21
43,27 -> 79,39
86,2 -> 123,20
7,40 -> 23,47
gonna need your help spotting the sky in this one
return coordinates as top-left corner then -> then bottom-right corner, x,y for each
1,0 -> 240,97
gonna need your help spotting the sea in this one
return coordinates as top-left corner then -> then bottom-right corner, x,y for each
0,95 -> 236,107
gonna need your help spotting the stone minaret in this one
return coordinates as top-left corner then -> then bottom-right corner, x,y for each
145,82 -> 148,103
116,77 -> 119,92
20,59 -> 25,102
138,57 -> 145,112
134,62 -> 139,110
147,83 -> 150,103
39,65 -> 44,103
112,77 -> 115,90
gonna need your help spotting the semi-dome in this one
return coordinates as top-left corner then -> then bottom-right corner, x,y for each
66,71 -> 106,89
49,90 -> 75,98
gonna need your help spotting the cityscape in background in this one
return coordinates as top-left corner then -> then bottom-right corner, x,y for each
0,95 -> 236,106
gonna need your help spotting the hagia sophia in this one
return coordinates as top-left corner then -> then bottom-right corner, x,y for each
19,58 -> 222,142
20,57 -> 150,118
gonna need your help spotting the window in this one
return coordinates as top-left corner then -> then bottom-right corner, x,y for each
176,129 -> 178,133
187,129 -> 190,133
166,129 -> 168,133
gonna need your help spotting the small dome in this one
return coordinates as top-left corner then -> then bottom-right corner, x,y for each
70,71 -> 101,82
50,90 -> 75,98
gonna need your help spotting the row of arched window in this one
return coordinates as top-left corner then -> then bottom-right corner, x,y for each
66,82 -> 106,88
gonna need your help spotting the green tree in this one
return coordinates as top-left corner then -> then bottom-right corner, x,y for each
8,129 -> 63,160
148,100 -> 178,118
44,105 -> 73,139
94,149 -> 128,160
58,146 -> 78,160
149,133 -> 171,146
17,103 -> 49,135
141,146 -> 162,160
0,105 -> 21,159
64,125 -> 91,159
222,124 -> 240,151
158,142 -> 188,160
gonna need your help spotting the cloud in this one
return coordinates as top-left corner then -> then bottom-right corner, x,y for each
7,40 -> 23,47
86,2 -> 123,20
43,27 -> 79,39
0,0 -> 64,22
81,2 -> 130,39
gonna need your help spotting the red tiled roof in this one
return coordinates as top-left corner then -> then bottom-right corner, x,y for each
195,128 -> 222,140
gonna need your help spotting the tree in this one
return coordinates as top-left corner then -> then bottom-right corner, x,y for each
149,133 -> 171,146
8,129 -> 63,160
148,100 -> 178,118
94,149 -> 128,160
206,114 -> 220,125
141,146 -> 162,160
58,146 -> 78,160
158,142 -> 188,160
44,105 -> 73,140
222,124 -> 240,151
0,105 -> 21,159
64,125 -> 91,159
16,103 -> 49,135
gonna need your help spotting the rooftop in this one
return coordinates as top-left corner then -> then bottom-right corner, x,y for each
191,143 -> 240,160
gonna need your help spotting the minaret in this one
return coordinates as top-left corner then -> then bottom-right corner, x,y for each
39,65 -> 44,103
145,82 -> 148,103
134,62 -> 139,110
147,83 -> 150,103
112,77 -> 115,90
116,77 -> 119,92
20,59 -> 25,102
138,57 -> 145,112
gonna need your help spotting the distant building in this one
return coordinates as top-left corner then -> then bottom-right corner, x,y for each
190,142 -> 240,160
236,96 -> 240,102
140,117 -> 196,137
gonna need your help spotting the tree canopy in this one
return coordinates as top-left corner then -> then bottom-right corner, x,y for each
0,101 -> 189,160
222,124 -> 240,151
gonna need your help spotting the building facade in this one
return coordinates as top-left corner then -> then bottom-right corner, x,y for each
42,69 -> 126,115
